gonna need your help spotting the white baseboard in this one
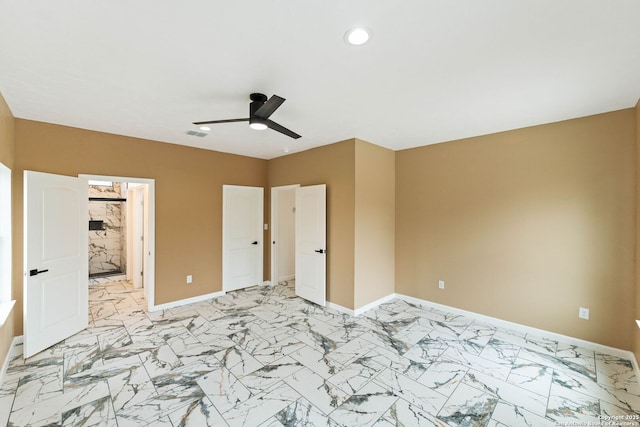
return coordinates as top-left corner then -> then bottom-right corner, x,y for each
262,281 -> 272,286
150,291 -> 225,312
354,294 -> 397,317
0,335 -> 23,389
326,302 -> 354,316
326,293 -> 396,317
396,293 -> 640,378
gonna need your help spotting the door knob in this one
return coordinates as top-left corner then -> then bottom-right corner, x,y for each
314,249 -> 325,254
251,241 -> 258,245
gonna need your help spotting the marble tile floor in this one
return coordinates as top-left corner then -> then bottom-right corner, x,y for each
1,280 -> 639,426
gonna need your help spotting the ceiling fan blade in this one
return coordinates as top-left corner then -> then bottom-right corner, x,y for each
254,95 -> 285,119
192,118 -> 249,125
266,119 -> 301,139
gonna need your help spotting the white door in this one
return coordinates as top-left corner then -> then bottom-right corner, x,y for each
126,185 -> 145,289
295,184 -> 326,306
223,185 -> 263,291
24,171 -> 88,358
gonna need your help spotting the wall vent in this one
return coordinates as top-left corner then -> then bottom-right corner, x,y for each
186,130 -> 208,137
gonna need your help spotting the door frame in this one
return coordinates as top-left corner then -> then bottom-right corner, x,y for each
126,184 -> 146,290
80,174 -> 156,310
270,184 -> 300,285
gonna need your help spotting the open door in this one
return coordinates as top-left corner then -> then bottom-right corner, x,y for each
295,184 -> 326,306
223,185 -> 263,291
24,171 -> 88,358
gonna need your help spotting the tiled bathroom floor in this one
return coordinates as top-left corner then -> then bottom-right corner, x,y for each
0,280 -> 639,426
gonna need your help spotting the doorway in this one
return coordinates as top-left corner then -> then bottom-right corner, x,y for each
271,184 -> 327,307
81,174 -> 156,309
87,180 -> 128,280
270,185 -> 299,285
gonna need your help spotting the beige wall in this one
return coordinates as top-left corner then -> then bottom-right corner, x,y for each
3,96 -> 638,356
0,91 -> 15,368
267,138 -> 396,311
354,139 -> 395,308
13,119 -> 267,335
396,109 -> 636,350
268,140 -> 356,309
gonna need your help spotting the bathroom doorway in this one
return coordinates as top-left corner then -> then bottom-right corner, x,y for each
81,174 -> 156,309
87,180 -> 128,280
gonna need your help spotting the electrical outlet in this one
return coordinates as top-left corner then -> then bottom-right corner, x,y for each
186,275 -> 193,284
438,280 -> 445,289
579,307 -> 589,320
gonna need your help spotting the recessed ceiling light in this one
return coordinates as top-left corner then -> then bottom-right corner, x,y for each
344,27 -> 370,46
199,126 -> 211,131
283,147 -> 290,153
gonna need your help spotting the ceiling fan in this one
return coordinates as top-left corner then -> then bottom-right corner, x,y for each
193,93 -> 301,139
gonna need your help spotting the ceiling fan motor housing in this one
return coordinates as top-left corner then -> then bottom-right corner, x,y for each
249,93 -> 268,103
249,93 -> 268,127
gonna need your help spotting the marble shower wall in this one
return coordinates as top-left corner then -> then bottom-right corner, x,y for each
89,182 -> 127,276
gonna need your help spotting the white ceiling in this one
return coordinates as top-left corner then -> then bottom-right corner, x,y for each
0,1 -> 639,160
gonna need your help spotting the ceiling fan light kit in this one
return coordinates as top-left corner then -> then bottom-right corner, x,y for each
193,93 -> 301,139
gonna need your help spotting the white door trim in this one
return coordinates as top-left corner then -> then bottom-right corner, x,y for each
126,185 -> 145,289
270,184 -> 300,285
80,174 -> 156,310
